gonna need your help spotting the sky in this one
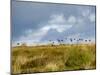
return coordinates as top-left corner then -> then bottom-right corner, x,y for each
11,1 -> 96,45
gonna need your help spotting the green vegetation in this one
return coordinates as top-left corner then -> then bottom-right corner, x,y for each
12,44 -> 96,74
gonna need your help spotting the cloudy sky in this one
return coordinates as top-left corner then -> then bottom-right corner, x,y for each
12,1 -> 96,45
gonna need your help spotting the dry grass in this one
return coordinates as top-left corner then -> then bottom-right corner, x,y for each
12,44 -> 96,74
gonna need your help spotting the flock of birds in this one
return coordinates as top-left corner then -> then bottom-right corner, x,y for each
16,37 -> 92,46
48,38 -> 92,45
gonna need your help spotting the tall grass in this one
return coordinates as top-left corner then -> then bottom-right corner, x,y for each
12,44 -> 96,74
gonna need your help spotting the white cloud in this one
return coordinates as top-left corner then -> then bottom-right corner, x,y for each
82,9 -> 90,17
49,14 -> 66,24
67,15 -> 76,23
42,24 -> 72,33
81,9 -> 95,23
19,28 -> 48,42
47,14 -> 73,32
77,18 -> 84,23
89,13 -> 95,22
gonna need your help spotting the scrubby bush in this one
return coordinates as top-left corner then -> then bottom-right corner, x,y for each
65,46 -> 94,69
